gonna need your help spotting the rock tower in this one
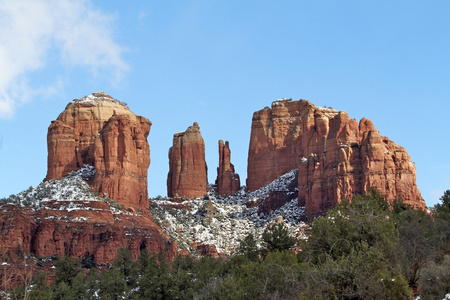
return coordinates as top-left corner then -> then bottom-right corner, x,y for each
167,122 -> 208,198
216,140 -> 240,196
247,99 -> 425,218
46,92 -> 151,209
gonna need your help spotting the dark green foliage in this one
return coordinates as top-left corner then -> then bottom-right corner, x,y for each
112,247 -> 138,287
235,233 -> 259,261
137,252 -> 172,299
52,255 -> 82,286
418,255 -> 450,300
262,222 -> 296,252
435,189 -> 450,220
299,189 -> 411,299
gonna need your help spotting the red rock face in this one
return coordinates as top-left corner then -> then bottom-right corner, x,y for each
167,122 -> 208,198
46,92 -> 151,209
0,204 -> 177,288
216,140 -> 240,196
247,100 -> 305,191
247,99 -> 425,218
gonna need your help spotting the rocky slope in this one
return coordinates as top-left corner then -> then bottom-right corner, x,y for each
167,122 -> 208,198
46,92 -> 151,209
151,169 -> 306,257
0,166 -> 176,288
247,99 -> 425,218
216,140 -> 240,196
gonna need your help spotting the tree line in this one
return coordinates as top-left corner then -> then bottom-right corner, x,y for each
5,189 -> 450,299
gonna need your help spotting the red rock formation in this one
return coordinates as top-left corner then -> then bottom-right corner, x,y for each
247,99 -> 305,191
46,92 -> 151,209
247,99 -> 425,218
195,244 -> 226,258
167,122 -> 208,198
0,203 -> 177,288
216,140 -> 240,196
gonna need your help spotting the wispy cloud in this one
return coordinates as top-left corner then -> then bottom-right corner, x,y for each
0,0 -> 128,119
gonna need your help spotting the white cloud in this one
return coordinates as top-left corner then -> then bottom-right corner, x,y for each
0,0 -> 128,119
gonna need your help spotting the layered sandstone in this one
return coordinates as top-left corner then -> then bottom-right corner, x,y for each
216,140 -> 240,196
247,99 -> 425,218
167,122 -> 208,198
0,203 -> 177,288
46,92 -> 151,209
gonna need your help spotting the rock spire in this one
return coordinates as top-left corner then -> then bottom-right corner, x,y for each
216,140 -> 240,196
167,122 -> 208,198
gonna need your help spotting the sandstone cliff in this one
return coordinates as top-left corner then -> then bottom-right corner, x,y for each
46,92 -> 151,209
247,99 -> 425,218
167,122 -> 208,198
216,140 -> 240,196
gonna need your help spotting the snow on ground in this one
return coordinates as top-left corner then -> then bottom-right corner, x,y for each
150,169 -> 307,255
0,165 -> 128,215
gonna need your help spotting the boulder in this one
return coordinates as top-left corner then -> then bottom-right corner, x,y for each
216,140 -> 240,196
167,122 -> 208,198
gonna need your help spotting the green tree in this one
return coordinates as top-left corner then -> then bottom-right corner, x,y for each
299,190 -> 411,299
435,189 -> 450,220
97,267 -> 128,300
235,233 -> 259,261
418,255 -> 450,300
262,223 -> 296,252
137,252 -> 171,299
112,247 -> 138,288
52,255 -> 82,286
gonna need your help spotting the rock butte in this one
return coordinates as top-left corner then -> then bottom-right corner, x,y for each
167,122 -> 208,198
216,140 -> 240,197
46,92 -> 151,210
247,99 -> 425,218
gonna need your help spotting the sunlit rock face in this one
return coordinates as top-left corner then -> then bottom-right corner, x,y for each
167,122 -> 208,199
46,92 -> 151,209
247,99 -> 425,218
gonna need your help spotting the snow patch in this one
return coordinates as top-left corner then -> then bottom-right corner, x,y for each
150,169 -> 306,256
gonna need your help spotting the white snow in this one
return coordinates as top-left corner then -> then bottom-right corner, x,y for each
66,92 -> 128,109
150,169 -> 307,255
0,165 -> 135,216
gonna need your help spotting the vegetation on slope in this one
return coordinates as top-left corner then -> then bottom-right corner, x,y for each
4,189 -> 450,299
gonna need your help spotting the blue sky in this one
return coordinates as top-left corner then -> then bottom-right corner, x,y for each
0,0 -> 449,207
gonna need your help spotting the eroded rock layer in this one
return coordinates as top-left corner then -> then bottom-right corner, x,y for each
0,203 -> 177,288
216,140 -> 240,196
46,92 -> 151,209
167,122 -> 208,198
247,99 -> 425,218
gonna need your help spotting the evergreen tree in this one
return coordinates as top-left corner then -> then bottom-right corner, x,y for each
262,223 -> 296,252
435,189 -> 450,220
235,233 -> 259,260
112,247 -> 138,288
